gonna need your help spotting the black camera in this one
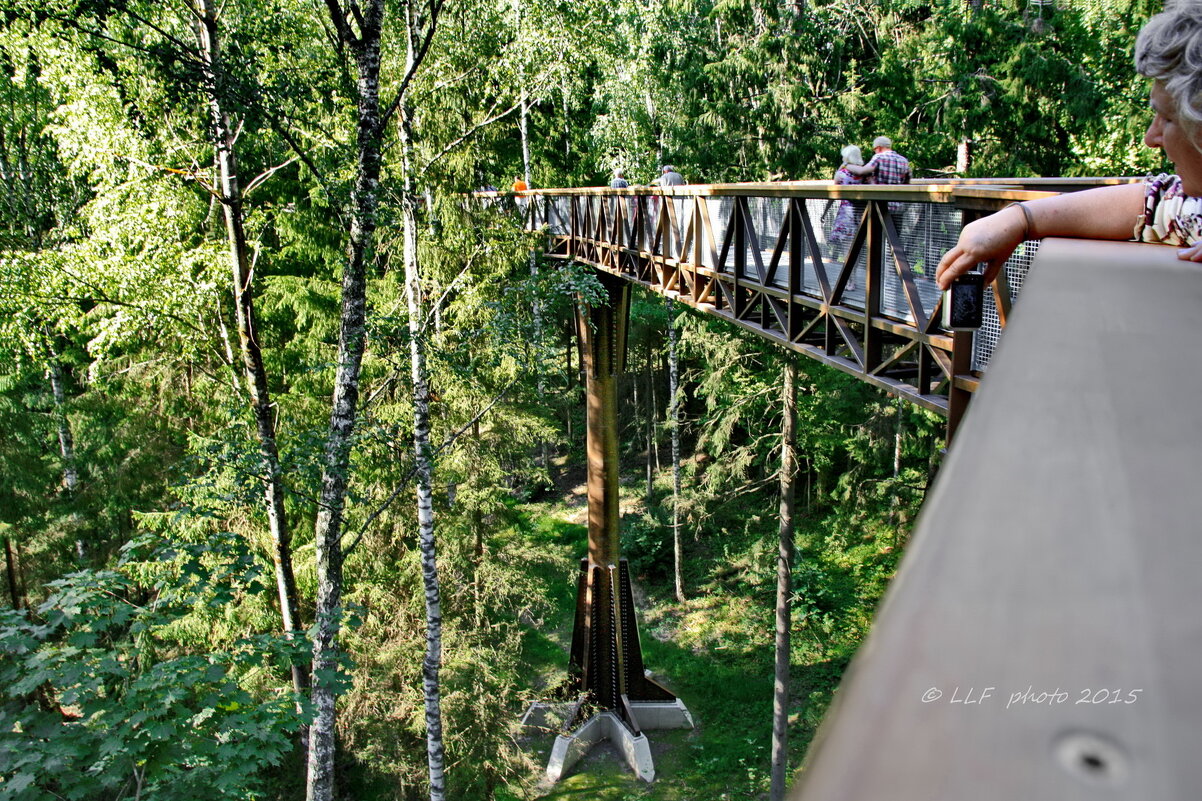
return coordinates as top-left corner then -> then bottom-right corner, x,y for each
941,271 -> 984,331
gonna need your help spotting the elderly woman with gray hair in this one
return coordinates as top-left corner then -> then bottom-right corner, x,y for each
936,1 -> 1202,290
830,145 -> 868,251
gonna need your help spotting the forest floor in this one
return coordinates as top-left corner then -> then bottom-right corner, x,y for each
501,458 -> 855,800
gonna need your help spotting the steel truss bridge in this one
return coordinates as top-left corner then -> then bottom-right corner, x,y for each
521,177 -> 1132,437
502,177 -> 1200,800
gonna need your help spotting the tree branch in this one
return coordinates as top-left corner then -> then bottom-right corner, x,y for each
108,152 -> 219,196
342,379 -> 515,558
323,0 -> 357,47
244,156 -> 300,196
423,251 -> 477,330
47,14 -> 204,71
418,101 -> 521,176
379,0 -> 445,128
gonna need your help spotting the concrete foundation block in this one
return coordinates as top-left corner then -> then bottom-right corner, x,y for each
545,712 -> 657,783
629,698 -> 694,730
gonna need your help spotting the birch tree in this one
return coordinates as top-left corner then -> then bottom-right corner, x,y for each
771,358 -> 798,801
305,0 -> 391,794
667,296 -> 684,602
193,0 -> 309,704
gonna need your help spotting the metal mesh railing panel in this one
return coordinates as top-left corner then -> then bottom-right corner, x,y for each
702,197 -> 735,272
604,198 -> 634,247
803,198 -> 832,297
974,239 -> 1038,371
632,198 -> 652,254
588,197 -> 602,238
671,198 -> 689,262
881,202 -> 958,322
746,197 -> 787,286
809,197 -> 870,307
544,197 -> 570,235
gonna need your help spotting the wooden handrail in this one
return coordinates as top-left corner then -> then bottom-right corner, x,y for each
791,238 -> 1202,800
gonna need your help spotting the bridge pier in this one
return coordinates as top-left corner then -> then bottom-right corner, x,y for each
527,270 -> 692,783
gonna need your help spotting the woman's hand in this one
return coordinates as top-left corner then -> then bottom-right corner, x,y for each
935,205 -> 1027,290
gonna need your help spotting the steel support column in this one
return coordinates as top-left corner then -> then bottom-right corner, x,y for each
528,268 -> 691,784
568,270 -> 680,715
578,270 -> 627,567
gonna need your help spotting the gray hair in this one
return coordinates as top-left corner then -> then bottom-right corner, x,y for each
1136,2 -> 1202,137
872,135 -> 893,149
841,145 -> 864,165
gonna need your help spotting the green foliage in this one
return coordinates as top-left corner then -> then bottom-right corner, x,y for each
337,502 -> 563,800
0,32 -> 88,251
0,369 -> 59,534
0,532 -> 304,801
0,0 -> 1171,797
531,0 -> 1161,183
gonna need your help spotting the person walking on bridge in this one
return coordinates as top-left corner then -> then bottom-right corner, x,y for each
844,136 -> 911,186
831,145 -> 868,290
936,2 -> 1202,290
649,165 -> 686,224
831,145 -> 868,249
659,165 -> 686,186
844,136 -> 910,215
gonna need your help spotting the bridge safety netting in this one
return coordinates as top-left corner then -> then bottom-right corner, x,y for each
977,239 -> 1036,372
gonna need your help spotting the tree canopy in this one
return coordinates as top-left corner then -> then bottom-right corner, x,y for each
0,1 -> 1166,798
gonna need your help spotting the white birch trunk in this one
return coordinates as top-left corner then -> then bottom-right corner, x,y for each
667,298 -> 684,602
43,339 -> 82,561
307,2 -> 385,799
5,537 -> 20,609
402,141 -> 446,801
402,13 -> 445,798
518,79 -> 551,478
893,396 -> 903,478
520,87 -> 532,188
644,344 -> 653,505
215,294 -> 245,395
651,353 -> 661,473
770,360 -> 798,801
46,356 -> 77,495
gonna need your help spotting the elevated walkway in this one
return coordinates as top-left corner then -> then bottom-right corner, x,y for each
492,179 -> 1197,792
511,178 -> 1140,437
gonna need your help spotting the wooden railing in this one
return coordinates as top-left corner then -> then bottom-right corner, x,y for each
791,238 -> 1202,800
512,178 -> 1138,438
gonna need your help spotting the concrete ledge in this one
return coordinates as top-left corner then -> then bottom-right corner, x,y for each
630,699 -> 694,730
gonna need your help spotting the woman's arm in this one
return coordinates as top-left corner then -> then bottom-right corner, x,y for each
935,183 -> 1146,289
843,161 -> 875,178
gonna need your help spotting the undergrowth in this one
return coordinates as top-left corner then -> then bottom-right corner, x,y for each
510,450 -> 927,800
